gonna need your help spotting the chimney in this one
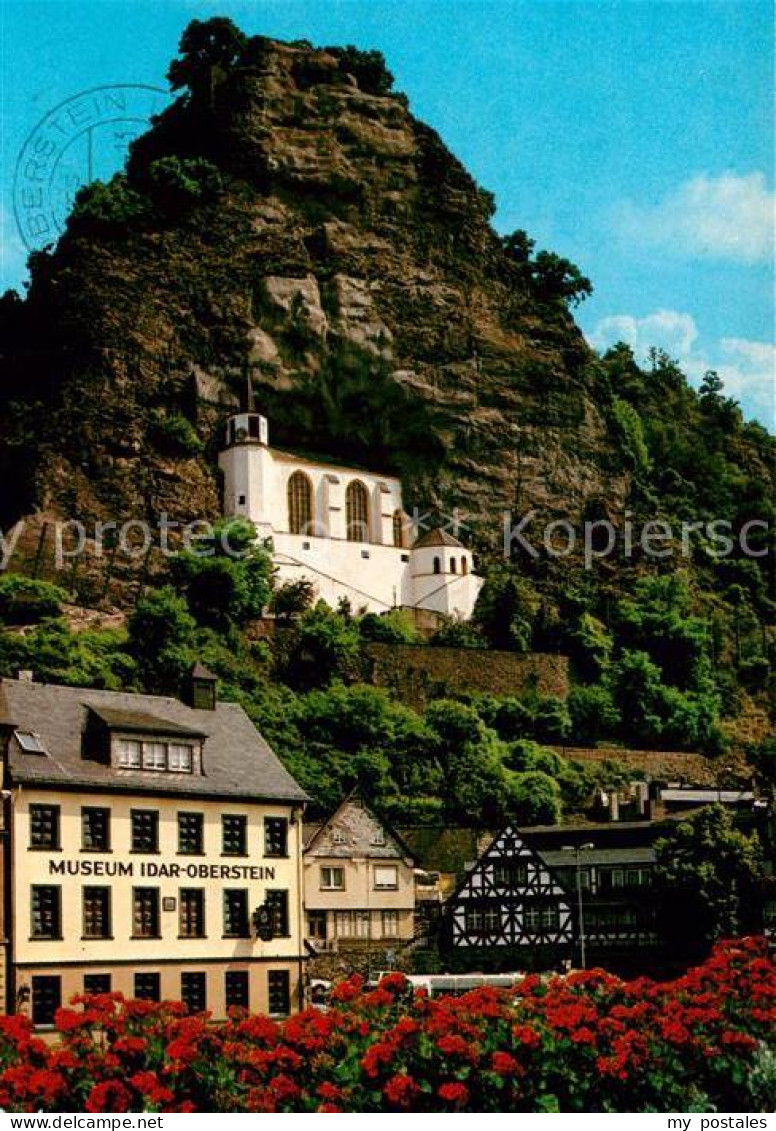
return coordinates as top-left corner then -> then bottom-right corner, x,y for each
16,670 -> 33,683
634,781 -> 649,817
645,782 -> 665,821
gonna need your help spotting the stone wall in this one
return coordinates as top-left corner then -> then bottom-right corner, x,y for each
363,643 -> 570,709
555,746 -> 726,787
306,943 -> 411,982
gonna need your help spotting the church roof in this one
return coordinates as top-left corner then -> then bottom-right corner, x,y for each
271,448 -> 401,483
413,528 -> 466,550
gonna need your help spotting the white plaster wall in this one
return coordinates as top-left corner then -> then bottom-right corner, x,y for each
273,532 -> 411,612
219,440 -> 482,618
409,545 -> 483,618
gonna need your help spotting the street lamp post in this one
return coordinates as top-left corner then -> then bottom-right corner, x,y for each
563,843 -> 594,969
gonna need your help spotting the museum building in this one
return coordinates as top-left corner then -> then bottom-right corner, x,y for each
0,669 -> 309,1027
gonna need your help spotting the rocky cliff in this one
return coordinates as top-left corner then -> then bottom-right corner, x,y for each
0,34 -> 630,559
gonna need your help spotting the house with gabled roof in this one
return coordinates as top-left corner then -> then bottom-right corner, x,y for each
0,669 -> 309,1026
442,825 -> 575,971
303,795 -> 419,962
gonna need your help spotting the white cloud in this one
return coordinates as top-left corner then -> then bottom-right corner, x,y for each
587,310 -> 775,427
614,172 -> 774,263
588,309 -> 699,359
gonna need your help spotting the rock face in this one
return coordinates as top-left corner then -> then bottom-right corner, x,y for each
0,37 -> 630,562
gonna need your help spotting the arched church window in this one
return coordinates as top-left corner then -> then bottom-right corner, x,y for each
450,558 -> 457,573
433,557 -> 441,575
461,557 -> 469,576
346,480 -> 370,542
288,471 -> 313,535
392,510 -> 405,548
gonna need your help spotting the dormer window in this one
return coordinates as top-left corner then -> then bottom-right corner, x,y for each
118,739 -> 142,769
116,737 -> 194,774
85,706 -> 205,775
169,744 -> 193,772
188,663 -> 217,711
143,742 -> 166,771
15,730 -> 47,754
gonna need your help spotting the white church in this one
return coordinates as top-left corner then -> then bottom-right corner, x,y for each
218,390 -> 483,618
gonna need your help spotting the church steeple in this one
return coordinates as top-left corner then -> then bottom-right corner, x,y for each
242,368 -> 257,414
223,371 -> 268,447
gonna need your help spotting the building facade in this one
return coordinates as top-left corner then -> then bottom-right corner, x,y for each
218,396 -> 482,618
0,672 -> 309,1026
303,797 -> 417,963
443,826 -> 575,971
442,820 -> 678,974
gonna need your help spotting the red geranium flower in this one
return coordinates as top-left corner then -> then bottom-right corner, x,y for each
85,1080 -> 132,1113
491,1051 -> 520,1075
384,1073 -> 420,1107
438,1082 -> 469,1105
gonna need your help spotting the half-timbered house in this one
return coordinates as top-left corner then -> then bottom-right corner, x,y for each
443,826 -> 574,971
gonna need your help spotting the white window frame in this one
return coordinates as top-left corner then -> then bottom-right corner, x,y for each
15,730 -> 46,754
381,909 -> 399,937
334,911 -> 351,937
142,742 -> 167,770
168,743 -> 194,772
354,910 -> 370,938
320,866 -> 345,891
484,906 -> 501,932
373,864 -> 398,890
118,739 -> 142,768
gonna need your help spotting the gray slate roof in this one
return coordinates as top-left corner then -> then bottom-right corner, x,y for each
0,678 -> 308,804
305,796 -> 415,862
412,528 -> 465,550
541,847 -> 656,867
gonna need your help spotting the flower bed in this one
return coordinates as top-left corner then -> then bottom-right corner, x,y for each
0,938 -> 773,1113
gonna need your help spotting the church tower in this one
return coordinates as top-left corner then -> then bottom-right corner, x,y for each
218,374 -> 274,535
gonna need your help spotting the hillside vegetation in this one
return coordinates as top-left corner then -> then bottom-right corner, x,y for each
0,19 -> 772,818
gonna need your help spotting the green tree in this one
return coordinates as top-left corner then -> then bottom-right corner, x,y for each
615,574 -> 712,690
70,175 -> 149,231
0,620 -> 136,690
655,805 -> 765,954
474,695 -> 532,741
167,17 -> 248,97
0,576 -> 67,624
326,45 -> 395,94
507,770 -> 562,825
169,518 -> 273,629
425,700 -> 513,825
505,740 -> 589,812
270,579 -> 316,621
568,684 -> 621,744
530,696 -> 572,743
611,397 -> 651,475
473,567 -> 535,652
502,229 -> 593,307
429,617 -> 487,649
283,602 -> 362,690
146,157 -> 223,212
359,609 -> 421,644
608,648 -> 724,752
126,587 -> 197,695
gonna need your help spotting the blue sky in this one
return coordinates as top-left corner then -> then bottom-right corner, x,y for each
2,0 -> 773,425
